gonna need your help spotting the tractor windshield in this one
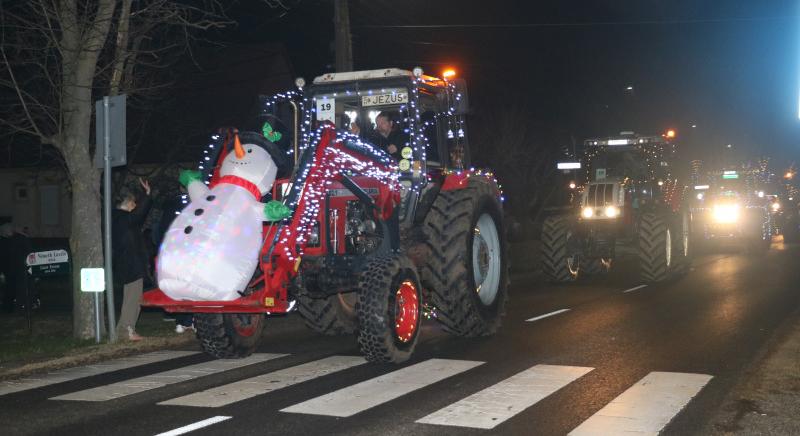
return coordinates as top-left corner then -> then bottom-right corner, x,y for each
310,87 -> 411,152
589,148 -> 648,182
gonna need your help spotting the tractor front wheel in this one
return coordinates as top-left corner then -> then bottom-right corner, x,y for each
356,255 -> 422,363
194,313 -> 264,358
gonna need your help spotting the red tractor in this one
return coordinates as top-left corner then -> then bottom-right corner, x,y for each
142,68 -> 508,363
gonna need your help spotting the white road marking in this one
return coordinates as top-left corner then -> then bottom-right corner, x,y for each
622,284 -> 648,293
0,351 -> 198,396
155,416 -> 231,436
50,353 -> 286,402
280,358 -> 484,417
569,371 -> 713,435
526,309 -> 571,322
159,355 -> 367,408
417,364 -> 594,429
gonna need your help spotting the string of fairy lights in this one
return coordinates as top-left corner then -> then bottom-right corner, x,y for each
184,70 -> 504,262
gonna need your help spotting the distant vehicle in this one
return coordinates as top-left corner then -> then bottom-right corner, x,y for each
542,131 -> 692,283
690,169 -> 773,251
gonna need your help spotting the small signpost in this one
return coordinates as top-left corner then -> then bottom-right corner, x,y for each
26,250 -> 71,277
81,268 -> 105,343
25,250 -> 71,334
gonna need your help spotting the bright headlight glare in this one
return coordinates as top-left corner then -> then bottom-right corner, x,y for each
771,202 -> 781,211
712,204 -> 740,223
581,207 -> 594,218
604,206 -> 620,218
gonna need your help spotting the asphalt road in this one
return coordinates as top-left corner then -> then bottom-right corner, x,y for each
2,241 -> 799,436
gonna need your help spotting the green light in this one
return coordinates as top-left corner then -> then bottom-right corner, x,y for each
722,174 -> 739,179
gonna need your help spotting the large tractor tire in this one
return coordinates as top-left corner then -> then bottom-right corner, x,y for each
194,313 -> 264,358
541,215 -> 580,282
356,255 -> 421,363
638,212 -> 675,283
297,292 -> 357,336
420,179 -> 509,337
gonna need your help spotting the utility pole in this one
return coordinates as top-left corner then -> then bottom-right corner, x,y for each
334,0 -> 353,72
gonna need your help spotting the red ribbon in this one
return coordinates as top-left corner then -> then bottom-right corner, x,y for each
212,175 -> 262,199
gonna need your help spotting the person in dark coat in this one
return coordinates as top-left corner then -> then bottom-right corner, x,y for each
0,224 -> 32,313
112,178 -> 151,341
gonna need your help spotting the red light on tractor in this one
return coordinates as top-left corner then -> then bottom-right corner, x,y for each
442,69 -> 456,80
665,129 -> 676,138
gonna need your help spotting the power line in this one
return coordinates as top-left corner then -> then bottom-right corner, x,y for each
355,16 -> 794,29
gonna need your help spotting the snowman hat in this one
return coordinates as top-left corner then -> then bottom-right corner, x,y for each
234,130 -> 290,179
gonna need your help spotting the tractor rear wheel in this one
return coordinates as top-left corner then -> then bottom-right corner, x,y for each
356,255 -> 421,363
420,179 -> 509,337
297,292 -> 357,336
541,215 -> 580,282
194,313 -> 264,358
638,212 -> 674,282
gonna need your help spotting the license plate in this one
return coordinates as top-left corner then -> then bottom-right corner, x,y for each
362,89 -> 408,107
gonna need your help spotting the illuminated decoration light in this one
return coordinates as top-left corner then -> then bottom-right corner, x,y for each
771,202 -> 781,211
569,182 -> 577,189
694,185 -> 710,190
665,129 -> 676,138
607,139 -> 629,146
696,193 -> 704,200
557,162 -> 581,170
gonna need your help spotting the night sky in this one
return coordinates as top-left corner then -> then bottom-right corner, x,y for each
230,0 -> 800,168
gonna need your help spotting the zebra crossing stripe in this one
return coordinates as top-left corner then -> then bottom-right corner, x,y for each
280,358 -> 484,417
0,351 -> 198,396
50,353 -> 287,402
417,364 -> 593,429
568,371 -> 713,435
155,416 -> 232,436
159,355 -> 367,408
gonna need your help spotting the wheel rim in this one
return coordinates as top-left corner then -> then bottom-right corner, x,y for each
683,213 -> 690,257
232,314 -> 260,337
665,228 -> 672,268
472,213 -> 501,305
394,280 -> 419,343
566,231 -> 580,277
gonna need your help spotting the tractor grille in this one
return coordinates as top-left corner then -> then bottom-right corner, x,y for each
586,183 -> 614,207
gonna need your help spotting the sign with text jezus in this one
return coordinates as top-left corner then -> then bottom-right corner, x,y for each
26,250 -> 71,277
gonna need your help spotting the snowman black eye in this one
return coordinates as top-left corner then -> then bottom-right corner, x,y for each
247,149 -> 252,153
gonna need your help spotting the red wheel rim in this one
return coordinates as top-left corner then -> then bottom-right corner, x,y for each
232,314 -> 260,337
394,280 -> 419,343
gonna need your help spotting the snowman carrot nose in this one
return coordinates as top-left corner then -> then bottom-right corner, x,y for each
233,134 -> 245,159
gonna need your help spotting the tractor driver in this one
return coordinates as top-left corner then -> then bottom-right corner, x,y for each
351,111 -> 407,161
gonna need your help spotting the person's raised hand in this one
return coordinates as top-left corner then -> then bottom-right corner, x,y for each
387,144 -> 398,155
139,177 -> 151,195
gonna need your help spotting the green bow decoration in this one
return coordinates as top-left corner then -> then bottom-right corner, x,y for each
262,122 -> 283,142
179,169 -> 202,187
264,200 -> 291,222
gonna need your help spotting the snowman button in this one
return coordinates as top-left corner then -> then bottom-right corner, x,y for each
206,195 -> 216,201
184,226 -> 193,234
194,208 -> 204,216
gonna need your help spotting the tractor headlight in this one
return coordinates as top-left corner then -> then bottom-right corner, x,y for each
581,207 -> 594,218
604,206 -> 620,218
771,202 -> 781,212
712,204 -> 740,224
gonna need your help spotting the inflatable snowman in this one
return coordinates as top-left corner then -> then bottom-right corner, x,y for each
157,132 -> 290,301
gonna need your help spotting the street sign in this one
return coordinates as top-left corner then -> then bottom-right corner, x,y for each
80,268 -> 106,293
26,250 -> 71,277
94,94 -> 127,168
